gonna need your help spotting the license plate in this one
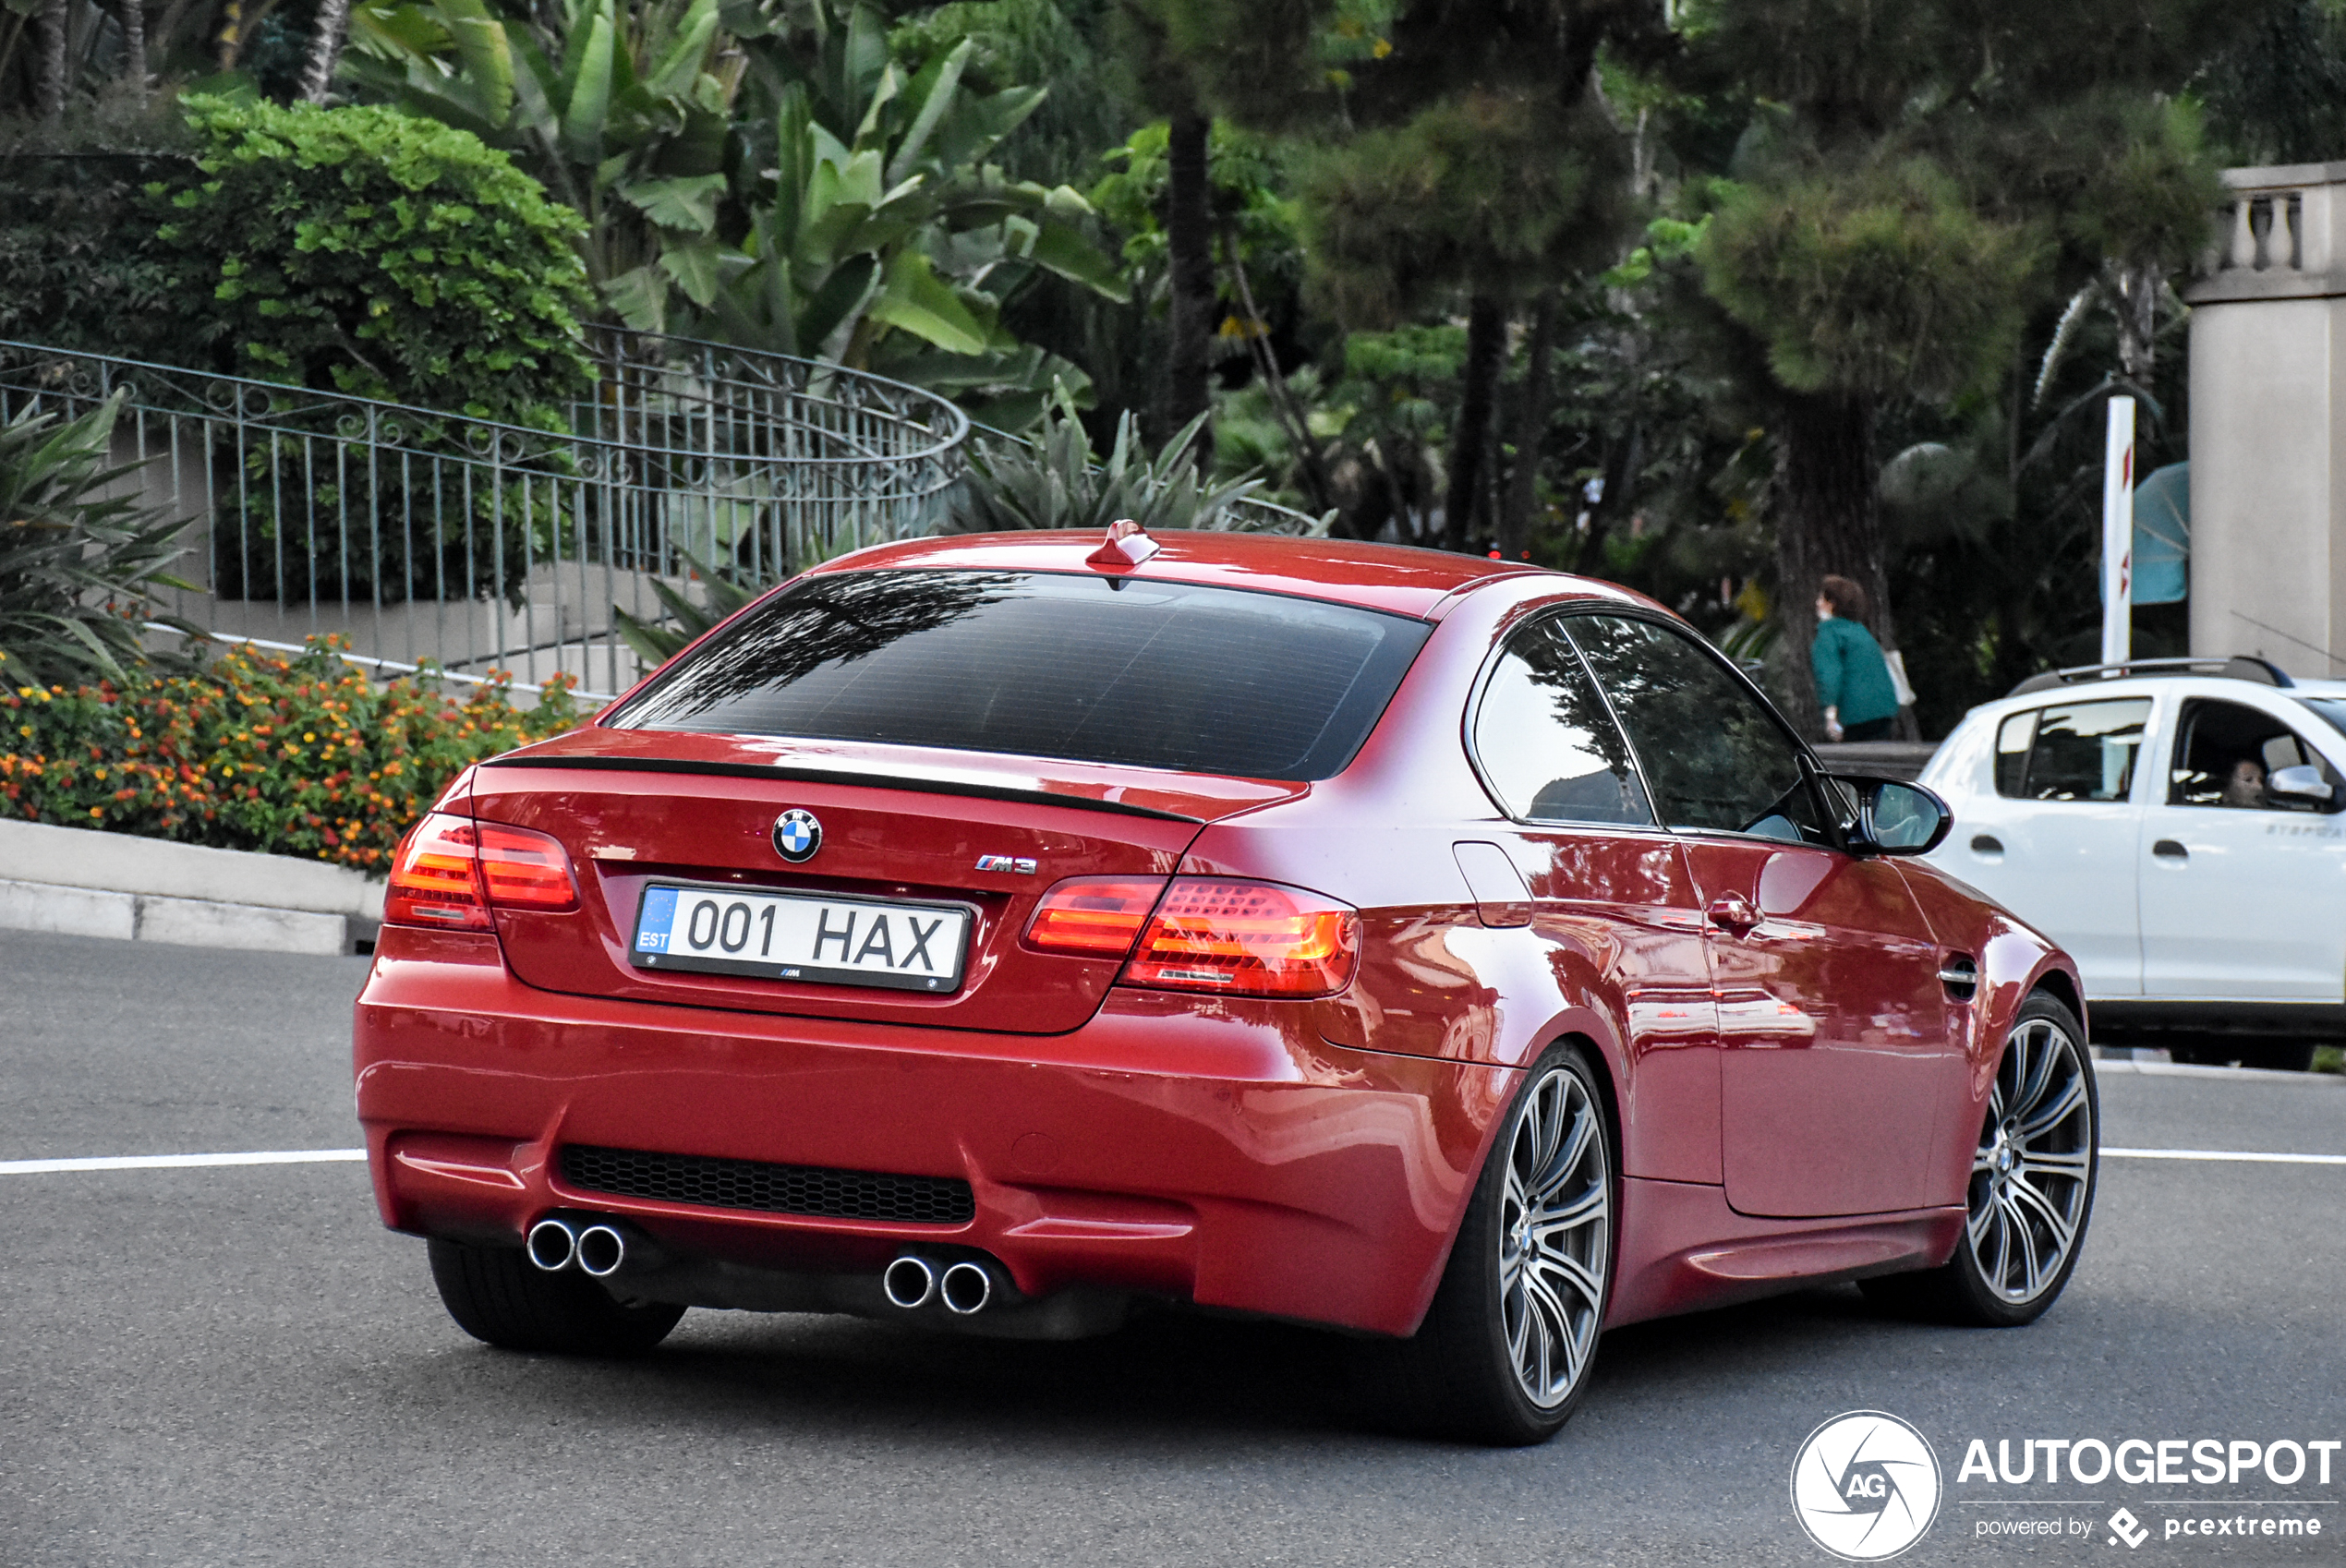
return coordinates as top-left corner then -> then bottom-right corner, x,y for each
629,885 -> 973,992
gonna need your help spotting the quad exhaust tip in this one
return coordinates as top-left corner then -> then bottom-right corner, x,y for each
526,1217 -> 576,1272
939,1260 -> 993,1315
527,1217 -> 627,1276
574,1224 -> 626,1277
882,1255 -> 937,1309
884,1255 -> 995,1314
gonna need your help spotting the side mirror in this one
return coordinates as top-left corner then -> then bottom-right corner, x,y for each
1829,774 -> 1953,857
2269,764 -> 2338,808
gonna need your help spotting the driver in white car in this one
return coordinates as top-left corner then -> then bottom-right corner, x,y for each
2221,755 -> 2268,809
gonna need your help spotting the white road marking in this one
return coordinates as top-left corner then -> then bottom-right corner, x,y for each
2103,1147 -> 2346,1165
0,1149 -> 365,1175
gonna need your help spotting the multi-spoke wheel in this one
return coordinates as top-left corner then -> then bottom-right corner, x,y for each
1373,1043 -> 1614,1444
1498,1063 -> 1611,1407
1864,991 -> 2098,1326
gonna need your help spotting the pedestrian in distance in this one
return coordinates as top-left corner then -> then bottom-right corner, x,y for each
1811,574 -> 1901,743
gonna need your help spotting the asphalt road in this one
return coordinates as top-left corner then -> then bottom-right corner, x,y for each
3,928 -> 2341,1567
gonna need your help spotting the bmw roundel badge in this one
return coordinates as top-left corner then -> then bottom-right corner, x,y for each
772,809 -> 822,862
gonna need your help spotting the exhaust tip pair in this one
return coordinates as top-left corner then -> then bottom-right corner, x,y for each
527,1217 -> 625,1278
883,1254 -> 995,1315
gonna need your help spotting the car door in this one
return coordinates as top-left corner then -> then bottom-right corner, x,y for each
1951,696 -> 2153,999
1563,612 -> 1955,1219
1465,614 -> 1721,1186
2138,695 -> 2346,999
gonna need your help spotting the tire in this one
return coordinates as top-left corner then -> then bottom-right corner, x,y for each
1376,1043 -> 1615,1445
428,1238 -> 685,1355
1863,991 -> 2098,1327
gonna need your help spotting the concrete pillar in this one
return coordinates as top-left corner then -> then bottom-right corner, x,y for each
2185,163 -> 2346,679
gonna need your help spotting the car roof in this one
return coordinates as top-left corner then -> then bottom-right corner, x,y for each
1977,670 -> 2346,715
809,529 -> 1622,620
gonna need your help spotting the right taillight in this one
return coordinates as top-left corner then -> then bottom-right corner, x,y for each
1118,877 -> 1359,998
1024,876 -> 1169,957
384,813 -> 579,930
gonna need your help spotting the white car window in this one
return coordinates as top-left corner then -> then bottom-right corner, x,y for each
1993,698 -> 2150,802
2303,696 -> 2346,745
2168,699 -> 2343,812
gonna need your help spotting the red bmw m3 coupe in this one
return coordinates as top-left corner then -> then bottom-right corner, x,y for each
354,526 -> 2098,1444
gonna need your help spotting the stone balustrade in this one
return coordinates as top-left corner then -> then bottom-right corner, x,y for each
2189,163 -> 2346,304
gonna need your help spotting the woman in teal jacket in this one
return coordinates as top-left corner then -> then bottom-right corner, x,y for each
1810,574 -> 1901,742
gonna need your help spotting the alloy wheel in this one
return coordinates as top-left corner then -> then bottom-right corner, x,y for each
1967,1017 -> 2095,1305
1498,1067 -> 1611,1407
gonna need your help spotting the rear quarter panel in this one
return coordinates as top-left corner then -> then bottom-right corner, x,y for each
1174,575 -> 1709,1186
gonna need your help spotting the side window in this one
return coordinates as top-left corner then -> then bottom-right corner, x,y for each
1995,710 -> 2037,795
1563,613 -> 1825,843
1471,619 -> 1653,826
2002,699 -> 2150,802
2169,699 -> 2344,812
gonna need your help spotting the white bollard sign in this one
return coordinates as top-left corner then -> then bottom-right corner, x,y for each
2101,395 -> 2136,667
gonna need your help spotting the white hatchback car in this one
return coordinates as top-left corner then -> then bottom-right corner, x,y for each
1919,657 -> 2346,1070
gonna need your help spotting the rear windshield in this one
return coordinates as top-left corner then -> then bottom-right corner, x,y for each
606,569 -> 1433,780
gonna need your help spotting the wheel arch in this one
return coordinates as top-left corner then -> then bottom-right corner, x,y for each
2027,965 -> 2086,1030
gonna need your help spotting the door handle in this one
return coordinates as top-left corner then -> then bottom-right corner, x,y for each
2152,838 -> 2188,861
1970,834 -> 2004,855
1707,894 -> 1760,932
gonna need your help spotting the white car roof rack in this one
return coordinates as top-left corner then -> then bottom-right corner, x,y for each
2006,656 -> 2293,697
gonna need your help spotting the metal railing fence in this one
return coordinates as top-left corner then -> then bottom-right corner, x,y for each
0,328 -> 970,700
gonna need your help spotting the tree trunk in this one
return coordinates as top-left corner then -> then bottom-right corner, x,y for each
215,0 -> 243,69
297,0 -> 351,103
1497,292 -> 1556,561
1162,111 -> 1215,469
1224,222 -> 1334,516
117,0 -> 146,103
33,0 -> 67,120
1445,294 -> 1506,551
1775,389 -> 1903,742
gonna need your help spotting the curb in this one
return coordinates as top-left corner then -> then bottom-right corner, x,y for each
2091,1052 -> 2342,1086
0,819 -> 381,957
0,878 -> 351,956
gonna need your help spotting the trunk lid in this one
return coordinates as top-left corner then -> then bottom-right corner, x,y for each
469,730 -> 1305,1034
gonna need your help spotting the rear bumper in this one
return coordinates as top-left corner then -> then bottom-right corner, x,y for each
354,928 -> 1514,1337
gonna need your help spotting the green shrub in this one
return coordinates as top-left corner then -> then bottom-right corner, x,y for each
0,636 -> 581,871
0,87 -> 200,360
145,98 -> 599,610
156,95 -> 596,422
0,392 -> 198,684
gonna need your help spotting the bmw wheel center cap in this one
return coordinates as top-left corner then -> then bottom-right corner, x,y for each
772,809 -> 822,862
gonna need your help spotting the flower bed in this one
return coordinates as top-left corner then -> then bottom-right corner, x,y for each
0,638 -> 581,872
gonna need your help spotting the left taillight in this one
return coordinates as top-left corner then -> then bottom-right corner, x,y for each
384,813 -> 579,930
1118,877 -> 1359,998
1024,876 -> 1170,957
